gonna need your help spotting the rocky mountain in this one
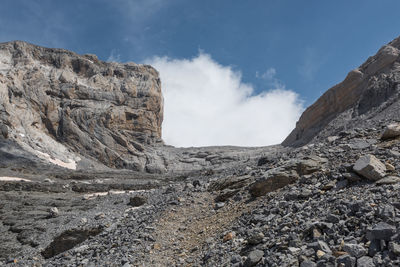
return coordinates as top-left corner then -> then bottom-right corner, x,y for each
283,36 -> 400,147
0,41 -> 275,174
0,41 -> 163,172
0,36 -> 400,267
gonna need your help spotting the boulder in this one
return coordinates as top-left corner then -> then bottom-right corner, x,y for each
366,222 -> 396,241
249,170 -> 299,197
243,249 -> 263,267
353,155 -> 386,181
381,123 -> 400,140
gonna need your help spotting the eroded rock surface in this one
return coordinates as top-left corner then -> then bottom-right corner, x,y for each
283,36 -> 400,147
0,41 -> 163,171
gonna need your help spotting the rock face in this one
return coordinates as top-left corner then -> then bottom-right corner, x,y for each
283,36 -> 400,147
0,41 -> 163,171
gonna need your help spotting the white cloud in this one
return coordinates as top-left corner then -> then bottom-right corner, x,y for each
256,67 -> 276,80
256,67 -> 286,89
146,53 -> 304,147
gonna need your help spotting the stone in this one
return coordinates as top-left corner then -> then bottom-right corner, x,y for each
215,189 -> 240,202
388,242 -> 400,255
297,157 -> 325,175
48,207 -> 59,218
247,232 -> 264,245
128,196 -> 147,207
249,170 -> 299,197
353,155 -> 386,181
316,250 -> 325,259
368,239 -> 380,257
308,241 -> 332,254
385,162 -> 395,171
376,176 -> 400,185
326,214 -> 340,224
243,249 -> 263,267
381,123 -> 400,140
327,136 -> 339,142
223,232 -> 235,242
215,202 -> 225,209
288,247 -> 301,255
94,213 -> 105,220
300,260 -> 316,267
343,243 -> 367,258
336,255 -> 356,267
356,256 -> 374,267
366,222 -> 396,241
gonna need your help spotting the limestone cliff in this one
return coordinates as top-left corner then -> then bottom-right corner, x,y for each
0,41 -> 163,171
283,36 -> 400,147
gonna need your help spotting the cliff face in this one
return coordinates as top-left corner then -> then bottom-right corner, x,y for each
283,36 -> 400,147
0,41 -> 163,171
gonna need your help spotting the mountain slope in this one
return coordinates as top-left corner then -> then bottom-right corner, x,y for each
283,36 -> 400,147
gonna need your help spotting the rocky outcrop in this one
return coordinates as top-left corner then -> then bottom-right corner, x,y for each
0,41 -> 163,171
283,36 -> 400,147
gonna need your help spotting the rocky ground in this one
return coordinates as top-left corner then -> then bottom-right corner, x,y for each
0,122 -> 399,267
1,38 -> 400,267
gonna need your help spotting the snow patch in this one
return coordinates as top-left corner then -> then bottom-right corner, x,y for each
35,151 -> 77,170
0,177 -> 31,182
83,189 -> 146,200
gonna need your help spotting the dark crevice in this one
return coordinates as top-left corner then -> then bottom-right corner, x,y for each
41,227 -> 103,259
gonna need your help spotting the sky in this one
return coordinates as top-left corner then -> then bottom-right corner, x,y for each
1,0 -> 400,147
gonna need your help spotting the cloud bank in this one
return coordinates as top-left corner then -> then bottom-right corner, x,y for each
146,53 -> 304,147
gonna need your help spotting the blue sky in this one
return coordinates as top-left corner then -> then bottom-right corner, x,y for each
1,0 -> 400,146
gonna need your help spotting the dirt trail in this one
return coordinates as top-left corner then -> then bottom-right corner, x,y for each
139,191 -> 257,267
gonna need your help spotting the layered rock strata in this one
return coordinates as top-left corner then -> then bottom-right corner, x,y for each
0,41 -> 163,171
283,36 -> 400,147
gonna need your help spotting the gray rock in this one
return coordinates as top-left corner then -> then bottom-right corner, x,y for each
243,249 -> 263,267
249,170 -> 299,197
343,243 -> 367,258
353,155 -> 386,181
356,256 -> 375,267
300,260 -> 317,267
128,196 -> 147,207
308,241 -> 332,254
326,214 -> 340,223
389,242 -> 400,255
297,157 -> 326,175
376,176 -> 400,185
247,231 -> 265,245
336,254 -> 356,267
381,123 -> 400,140
366,222 -> 396,241
49,207 -> 59,218
368,239 -> 381,257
